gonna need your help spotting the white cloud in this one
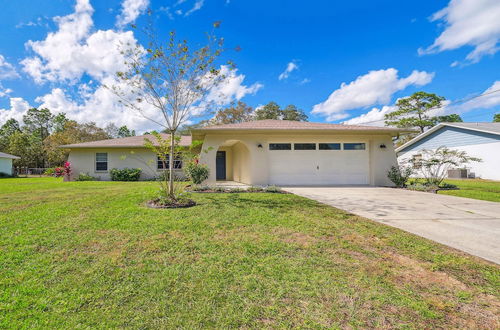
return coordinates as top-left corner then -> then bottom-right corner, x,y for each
342,106 -> 396,126
278,61 -> 298,80
312,68 -> 434,121
116,0 -> 149,28
203,65 -> 263,106
185,0 -> 204,16
0,84 -> 13,98
299,78 -> 311,85
453,81 -> 500,113
21,0 -> 139,84
419,0 -> 500,63
0,97 -> 31,124
0,55 -> 20,80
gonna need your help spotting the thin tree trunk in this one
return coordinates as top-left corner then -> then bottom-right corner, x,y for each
169,130 -> 175,199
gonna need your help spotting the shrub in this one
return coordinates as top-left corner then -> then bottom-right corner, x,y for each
192,185 -> 211,192
407,183 -> 439,193
265,185 -> 282,193
0,172 -> 13,178
156,170 -> 188,182
439,182 -> 458,189
387,165 -> 413,188
44,168 -> 56,176
247,186 -> 264,192
184,159 -> 209,184
75,172 -> 97,181
110,168 -> 142,181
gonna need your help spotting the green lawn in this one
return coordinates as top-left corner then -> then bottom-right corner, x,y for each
438,179 -> 500,202
1,178 -> 499,328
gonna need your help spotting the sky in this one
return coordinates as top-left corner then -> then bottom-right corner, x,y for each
0,0 -> 499,133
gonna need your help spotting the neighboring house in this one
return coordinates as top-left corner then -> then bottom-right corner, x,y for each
396,122 -> 500,181
0,152 -> 20,176
193,120 -> 411,186
63,120 -> 410,185
62,135 -> 191,181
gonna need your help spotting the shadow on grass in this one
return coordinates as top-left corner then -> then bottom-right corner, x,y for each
199,193 -> 326,211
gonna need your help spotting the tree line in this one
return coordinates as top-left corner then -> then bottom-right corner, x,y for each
0,108 -> 136,168
178,101 -> 308,134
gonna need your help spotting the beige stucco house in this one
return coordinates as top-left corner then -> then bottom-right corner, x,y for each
63,120 -> 411,186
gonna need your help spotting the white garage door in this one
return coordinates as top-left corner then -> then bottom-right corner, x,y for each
268,142 -> 369,185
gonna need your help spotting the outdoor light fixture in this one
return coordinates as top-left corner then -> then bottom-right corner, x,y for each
257,143 -> 263,148
380,144 -> 387,149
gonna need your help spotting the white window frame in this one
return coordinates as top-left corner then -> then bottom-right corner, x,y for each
157,155 -> 182,170
95,153 -> 108,172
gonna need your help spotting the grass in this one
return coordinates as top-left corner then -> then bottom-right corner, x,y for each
1,177 -> 499,328
438,179 -> 500,202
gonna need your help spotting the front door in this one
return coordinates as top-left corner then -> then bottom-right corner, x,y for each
216,151 -> 226,180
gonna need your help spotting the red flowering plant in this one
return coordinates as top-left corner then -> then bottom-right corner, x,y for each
63,161 -> 72,178
54,167 -> 64,177
54,162 -> 72,178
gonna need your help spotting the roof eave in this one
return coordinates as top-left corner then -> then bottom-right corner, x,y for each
192,128 -> 415,136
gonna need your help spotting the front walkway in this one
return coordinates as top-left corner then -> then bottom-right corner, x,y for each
284,187 -> 500,264
214,181 -> 252,188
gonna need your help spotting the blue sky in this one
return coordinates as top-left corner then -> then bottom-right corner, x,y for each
0,0 -> 499,132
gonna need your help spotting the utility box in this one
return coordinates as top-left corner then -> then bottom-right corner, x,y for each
447,169 -> 468,178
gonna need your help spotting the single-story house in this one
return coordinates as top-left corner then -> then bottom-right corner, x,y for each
63,119 -> 411,185
193,120 -> 411,186
396,122 -> 500,181
0,152 -> 20,176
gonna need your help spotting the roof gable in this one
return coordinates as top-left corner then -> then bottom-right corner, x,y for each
397,123 -> 500,153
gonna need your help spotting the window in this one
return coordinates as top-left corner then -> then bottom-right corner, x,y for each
157,155 -> 182,170
269,143 -> 291,150
294,143 -> 316,150
319,143 -> 341,150
412,154 -> 422,169
95,153 -> 108,171
344,143 -> 366,150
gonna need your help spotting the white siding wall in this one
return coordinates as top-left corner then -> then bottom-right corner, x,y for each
0,158 -> 13,175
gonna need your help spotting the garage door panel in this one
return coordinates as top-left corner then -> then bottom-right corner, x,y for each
268,147 -> 369,185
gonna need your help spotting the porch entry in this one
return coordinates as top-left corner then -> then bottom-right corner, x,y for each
216,151 -> 226,180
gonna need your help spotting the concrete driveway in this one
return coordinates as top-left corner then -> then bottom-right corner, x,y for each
284,187 -> 500,264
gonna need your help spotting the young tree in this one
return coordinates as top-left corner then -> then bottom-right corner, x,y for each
385,92 -> 445,133
108,22 -> 227,200
493,114 -> 500,122
212,101 -> 254,124
412,146 -> 481,186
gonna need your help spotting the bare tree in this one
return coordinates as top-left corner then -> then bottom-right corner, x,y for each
107,20 -> 228,200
